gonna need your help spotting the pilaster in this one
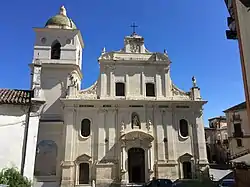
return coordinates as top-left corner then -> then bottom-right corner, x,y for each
100,73 -> 107,97
141,72 -> 146,97
164,69 -> 171,97
156,74 -> 162,98
109,72 -> 114,97
167,107 -> 176,161
125,74 -> 129,97
61,108 -> 76,187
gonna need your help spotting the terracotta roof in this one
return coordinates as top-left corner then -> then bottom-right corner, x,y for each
0,89 -> 33,105
208,116 -> 226,121
223,101 -> 246,113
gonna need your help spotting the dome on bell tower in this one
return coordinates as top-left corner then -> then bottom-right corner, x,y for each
45,6 -> 77,29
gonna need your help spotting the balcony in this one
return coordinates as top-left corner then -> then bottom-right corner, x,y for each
233,131 -> 243,138
231,114 -> 241,122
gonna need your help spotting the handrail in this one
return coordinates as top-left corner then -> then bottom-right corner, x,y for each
230,149 -> 250,160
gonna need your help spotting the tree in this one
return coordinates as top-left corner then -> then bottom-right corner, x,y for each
0,168 -> 31,187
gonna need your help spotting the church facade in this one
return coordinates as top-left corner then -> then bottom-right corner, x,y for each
32,6 -> 208,187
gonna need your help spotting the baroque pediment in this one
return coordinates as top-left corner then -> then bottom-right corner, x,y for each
98,52 -> 114,61
77,81 -> 97,99
172,84 -> 191,98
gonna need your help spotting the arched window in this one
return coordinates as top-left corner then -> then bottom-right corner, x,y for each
79,163 -> 89,184
116,82 -> 125,96
131,112 -> 141,129
146,83 -> 155,97
179,119 -> 188,137
34,140 -> 57,176
51,40 -> 61,59
81,119 -> 91,137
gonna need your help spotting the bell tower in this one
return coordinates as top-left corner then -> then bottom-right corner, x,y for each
30,6 -> 84,120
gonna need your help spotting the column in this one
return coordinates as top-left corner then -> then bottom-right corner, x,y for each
121,142 -> 126,172
148,144 -> 153,172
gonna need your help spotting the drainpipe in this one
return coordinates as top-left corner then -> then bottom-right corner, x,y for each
20,92 -> 33,176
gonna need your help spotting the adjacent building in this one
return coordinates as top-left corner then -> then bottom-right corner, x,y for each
0,89 -> 44,181
205,116 -> 229,164
223,102 -> 250,160
224,0 -> 250,126
32,6 -> 209,187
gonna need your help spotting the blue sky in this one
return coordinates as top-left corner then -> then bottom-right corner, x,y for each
0,0 -> 245,125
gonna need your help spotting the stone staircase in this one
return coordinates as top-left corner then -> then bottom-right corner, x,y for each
230,149 -> 250,160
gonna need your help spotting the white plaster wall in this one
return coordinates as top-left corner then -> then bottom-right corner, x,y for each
41,68 -> 71,119
0,105 -> 27,171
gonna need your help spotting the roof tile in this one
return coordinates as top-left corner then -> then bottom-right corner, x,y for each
0,89 -> 32,105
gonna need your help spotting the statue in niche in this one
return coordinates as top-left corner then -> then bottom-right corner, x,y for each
131,112 -> 141,129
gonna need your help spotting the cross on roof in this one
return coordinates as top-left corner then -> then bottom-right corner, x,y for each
130,22 -> 138,34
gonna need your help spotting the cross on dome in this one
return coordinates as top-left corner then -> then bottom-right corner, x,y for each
60,5 -> 67,16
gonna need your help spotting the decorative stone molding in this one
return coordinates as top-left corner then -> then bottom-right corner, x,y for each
61,161 -> 75,168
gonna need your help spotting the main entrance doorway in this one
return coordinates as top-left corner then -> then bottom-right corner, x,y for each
128,148 -> 145,183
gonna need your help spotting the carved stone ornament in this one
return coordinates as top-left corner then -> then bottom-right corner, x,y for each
60,161 -> 74,168
34,87 -> 41,98
69,74 -> 77,87
147,119 -> 152,131
99,52 -> 114,60
78,82 -> 98,99
121,121 -> 125,131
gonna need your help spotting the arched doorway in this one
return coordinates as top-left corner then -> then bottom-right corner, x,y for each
128,148 -> 145,183
183,161 -> 192,179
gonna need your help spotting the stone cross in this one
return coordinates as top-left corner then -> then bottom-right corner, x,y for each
130,22 -> 138,34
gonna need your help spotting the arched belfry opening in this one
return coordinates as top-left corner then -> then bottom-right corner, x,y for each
51,40 -> 61,59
